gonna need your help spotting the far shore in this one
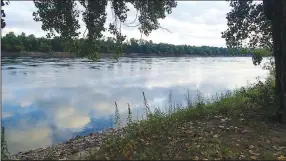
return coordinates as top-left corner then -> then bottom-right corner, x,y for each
1,51 -> 253,59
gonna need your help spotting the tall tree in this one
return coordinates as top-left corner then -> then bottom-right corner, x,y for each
222,0 -> 286,122
31,0 -> 177,59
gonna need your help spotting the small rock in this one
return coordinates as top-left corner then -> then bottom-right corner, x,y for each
59,157 -> 68,160
213,134 -> 219,138
241,129 -> 248,134
250,156 -> 257,159
220,118 -> 227,122
249,145 -> 254,149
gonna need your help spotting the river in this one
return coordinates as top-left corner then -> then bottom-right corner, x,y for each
2,56 -> 269,154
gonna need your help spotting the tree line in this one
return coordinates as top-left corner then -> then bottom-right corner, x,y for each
1,32 -> 270,57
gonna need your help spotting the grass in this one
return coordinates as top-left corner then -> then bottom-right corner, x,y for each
1,127 -> 11,160
85,74 -> 286,160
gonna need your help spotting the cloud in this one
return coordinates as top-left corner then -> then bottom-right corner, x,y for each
2,1 -> 231,47
53,107 -> 91,130
6,127 -> 52,154
2,112 -> 13,118
5,119 -> 53,154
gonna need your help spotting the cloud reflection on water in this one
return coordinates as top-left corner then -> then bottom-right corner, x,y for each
2,57 -> 268,154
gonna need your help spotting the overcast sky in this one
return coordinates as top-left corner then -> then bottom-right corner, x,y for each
2,1 -> 231,47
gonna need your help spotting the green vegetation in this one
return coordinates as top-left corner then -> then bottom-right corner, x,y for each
222,0 -> 286,120
82,70 -> 286,160
1,127 -> 11,160
1,32 -> 271,57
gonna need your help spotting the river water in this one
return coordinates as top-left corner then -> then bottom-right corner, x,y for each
2,56 -> 269,154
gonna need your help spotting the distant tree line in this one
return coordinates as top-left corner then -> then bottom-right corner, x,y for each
1,32 -> 271,57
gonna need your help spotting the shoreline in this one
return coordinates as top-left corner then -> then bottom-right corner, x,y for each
1,51 -> 253,59
13,128 -> 125,160
6,75 -> 286,160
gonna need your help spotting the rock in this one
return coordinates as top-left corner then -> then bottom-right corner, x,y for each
220,118 -> 227,122
219,125 -> 224,129
213,134 -> 219,138
59,157 -> 68,160
249,145 -> 254,149
241,129 -> 248,134
13,127 -> 124,160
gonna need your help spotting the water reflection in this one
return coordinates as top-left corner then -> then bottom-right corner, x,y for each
2,57 -> 269,154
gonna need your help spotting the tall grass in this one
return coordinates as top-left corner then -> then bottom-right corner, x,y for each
111,73 -> 275,133
1,127 -> 11,160
87,75 -> 276,160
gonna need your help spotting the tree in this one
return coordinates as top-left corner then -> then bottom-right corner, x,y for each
1,32 -> 24,52
3,31 -> 254,57
31,0 -> 177,59
222,0 -> 286,122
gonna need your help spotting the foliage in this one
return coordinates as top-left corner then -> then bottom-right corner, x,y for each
31,0 -> 177,59
1,0 -> 9,29
221,0 -> 272,65
114,101 -> 121,128
1,32 -> 272,57
1,127 -> 11,160
86,74 -> 284,160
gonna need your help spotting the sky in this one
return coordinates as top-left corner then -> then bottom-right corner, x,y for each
2,1 -> 232,47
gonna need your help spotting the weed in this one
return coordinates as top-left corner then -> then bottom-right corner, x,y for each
127,103 -> 132,125
114,101 -> 121,128
1,127 -> 11,160
87,74 -> 283,160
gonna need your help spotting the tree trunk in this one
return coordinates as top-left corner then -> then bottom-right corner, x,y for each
272,19 -> 282,103
276,0 -> 286,123
263,0 -> 282,106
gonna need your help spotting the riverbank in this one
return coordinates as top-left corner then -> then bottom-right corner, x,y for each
5,74 -> 286,160
1,51 -> 252,59
86,76 -> 286,160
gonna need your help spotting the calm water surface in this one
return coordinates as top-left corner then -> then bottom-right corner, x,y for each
2,57 -> 269,154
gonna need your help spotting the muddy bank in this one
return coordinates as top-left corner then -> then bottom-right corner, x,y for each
13,128 -> 125,160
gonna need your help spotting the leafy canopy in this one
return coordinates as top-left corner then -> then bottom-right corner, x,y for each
31,0 -> 177,59
222,0 -> 272,65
